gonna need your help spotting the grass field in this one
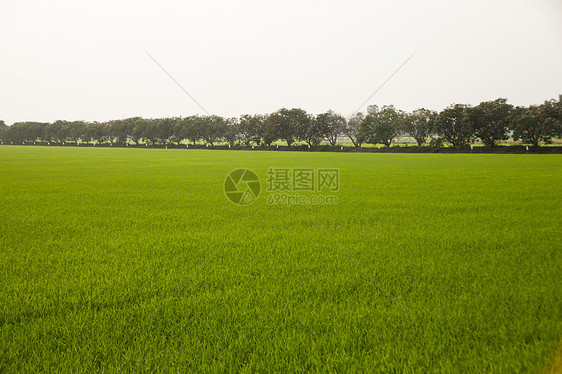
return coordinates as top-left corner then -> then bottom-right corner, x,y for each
0,146 -> 561,372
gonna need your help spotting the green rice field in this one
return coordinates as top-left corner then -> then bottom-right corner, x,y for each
0,146 -> 561,372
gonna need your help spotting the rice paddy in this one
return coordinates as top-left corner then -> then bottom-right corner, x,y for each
0,146 -> 560,372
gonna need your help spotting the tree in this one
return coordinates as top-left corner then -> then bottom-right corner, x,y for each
106,120 -> 124,144
434,104 -> 474,148
261,118 -> 278,147
539,97 -> 562,138
316,111 -> 346,146
125,118 -> 140,143
20,122 -> 39,143
144,119 -> 160,145
67,121 -> 87,144
512,105 -> 558,147
0,121 -> 6,143
223,118 -> 240,146
105,121 -> 127,145
367,105 -> 379,115
303,116 -> 326,147
344,113 -> 363,147
556,95 -> 562,137
83,122 -> 107,144
44,120 -> 69,144
201,115 -> 227,146
402,108 -> 436,146
5,122 -> 48,143
173,117 -> 187,145
131,118 -> 150,145
358,106 -> 403,147
183,116 -> 204,145
267,108 -> 310,147
239,114 -> 266,146
103,119 -> 138,145
3,122 -> 24,143
470,99 -> 513,147
152,118 -> 174,145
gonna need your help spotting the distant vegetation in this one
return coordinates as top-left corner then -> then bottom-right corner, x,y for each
1,96 -> 560,149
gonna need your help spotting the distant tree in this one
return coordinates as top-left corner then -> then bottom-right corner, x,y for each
16,123 -> 30,143
154,118 -> 176,145
434,104 -> 474,148
172,117 -> 187,145
238,115 -> 252,146
303,116 -> 326,147
105,120 -> 123,144
108,117 -> 139,144
183,116 -> 204,145
402,108 -> 437,146
101,122 -> 117,145
239,114 -> 266,146
33,122 -> 49,142
3,123 -> 23,143
539,96 -> 562,138
80,123 -> 93,144
83,122 -> 107,144
6,122 -> 48,143
169,117 -> 183,144
123,118 -> 140,144
261,118 -> 278,147
555,95 -> 562,137
316,110 -> 346,146
45,120 -> 69,144
470,99 -> 513,147
201,115 -> 227,146
367,105 -> 379,115
512,104 -> 558,147
143,119 -> 160,145
223,118 -> 240,146
359,106 -> 403,147
267,108 -> 310,147
0,121 -> 6,143
67,121 -> 87,144
343,112 -> 363,147
131,118 -> 150,145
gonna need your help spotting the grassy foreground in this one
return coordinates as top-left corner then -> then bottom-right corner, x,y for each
0,147 -> 561,372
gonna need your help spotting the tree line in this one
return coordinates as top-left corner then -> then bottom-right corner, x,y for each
1,96 -> 560,149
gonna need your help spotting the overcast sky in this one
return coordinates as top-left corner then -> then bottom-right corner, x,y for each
0,0 -> 561,124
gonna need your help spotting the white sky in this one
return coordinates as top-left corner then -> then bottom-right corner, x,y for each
0,0 -> 561,124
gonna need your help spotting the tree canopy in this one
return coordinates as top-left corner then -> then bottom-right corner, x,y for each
2,95 -> 560,148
